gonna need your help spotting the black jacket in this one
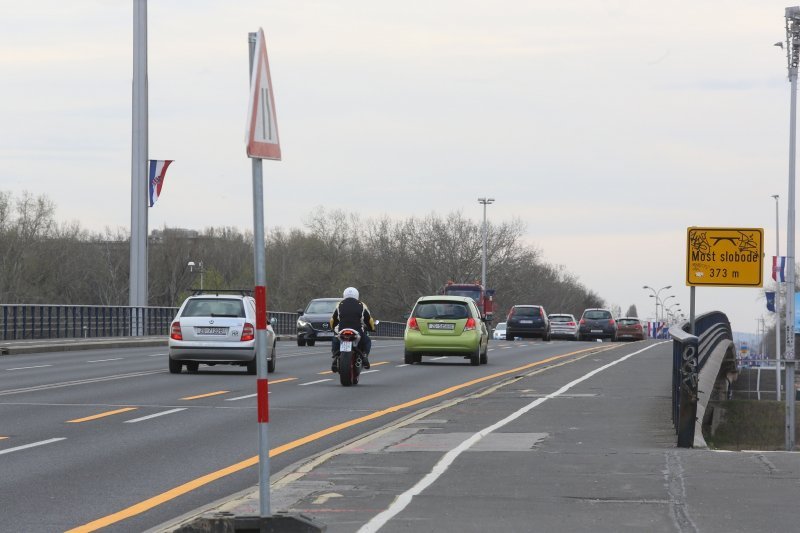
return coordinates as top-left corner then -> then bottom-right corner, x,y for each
330,298 -> 375,334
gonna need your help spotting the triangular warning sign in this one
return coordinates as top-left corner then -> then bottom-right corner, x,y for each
246,28 -> 281,160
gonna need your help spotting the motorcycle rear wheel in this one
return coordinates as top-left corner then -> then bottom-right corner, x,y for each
338,350 -> 359,386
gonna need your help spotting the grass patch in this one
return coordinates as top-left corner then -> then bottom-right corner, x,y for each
705,400 -> 800,451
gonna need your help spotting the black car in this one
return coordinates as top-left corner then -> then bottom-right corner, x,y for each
505,305 -> 550,341
296,298 -> 340,346
578,308 -> 617,341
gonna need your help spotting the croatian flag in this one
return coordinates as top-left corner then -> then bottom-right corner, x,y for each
148,160 -> 173,207
773,255 -> 787,282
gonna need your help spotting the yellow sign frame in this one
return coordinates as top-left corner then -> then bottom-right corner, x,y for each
686,227 -> 763,287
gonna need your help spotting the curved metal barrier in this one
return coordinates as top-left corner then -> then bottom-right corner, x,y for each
670,311 -> 736,447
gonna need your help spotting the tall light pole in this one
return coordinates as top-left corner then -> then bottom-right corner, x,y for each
643,285 -> 672,323
783,6 -> 799,451
188,261 -> 204,290
773,193 -> 782,401
478,197 -> 495,289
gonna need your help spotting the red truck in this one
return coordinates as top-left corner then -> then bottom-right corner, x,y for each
441,281 -> 496,321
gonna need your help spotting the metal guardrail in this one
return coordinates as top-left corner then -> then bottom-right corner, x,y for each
0,304 -> 405,341
669,311 -> 733,447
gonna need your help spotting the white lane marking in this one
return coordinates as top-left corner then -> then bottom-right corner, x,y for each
396,364 -> 409,368
431,356 -> 447,360
124,408 -> 187,423
0,437 -> 66,456
225,393 -> 262,401
361,370 -> 380,374
299,379 -> 332,386
6,365 -> 52,371
488,349 -> 495,352
147,353 -> 166,357
358,342 -> 667,533
86,358 -> 123,363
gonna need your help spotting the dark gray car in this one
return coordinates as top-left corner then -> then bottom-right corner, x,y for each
296,297 -> 340,346
578,308 -> 617,341
505,305 -> 550,341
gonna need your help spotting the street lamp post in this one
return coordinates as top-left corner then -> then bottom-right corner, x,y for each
783,6 -> 799,451
188,261 -> 204,290
478,197 -> 495,289
643,285 -> 672,323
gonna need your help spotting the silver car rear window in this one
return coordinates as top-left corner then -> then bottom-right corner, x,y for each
183,299 -> 245,318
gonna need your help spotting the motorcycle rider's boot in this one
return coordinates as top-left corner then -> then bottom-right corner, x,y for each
331,355 -> 339,373
361,353 -> 370,369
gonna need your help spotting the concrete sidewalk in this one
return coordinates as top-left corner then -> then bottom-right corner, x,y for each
157,341 -> 800,533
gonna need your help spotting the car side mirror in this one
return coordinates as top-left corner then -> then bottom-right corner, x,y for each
402,312 -> 411,320
296,308 -> 304,315
270,317 -> 277,328
375,320 -> 381,326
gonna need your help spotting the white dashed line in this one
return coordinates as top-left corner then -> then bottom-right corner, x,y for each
431,356 -> 447,360
396,364 -> 410,367
6,365 -> 52,371
361,370 -> 380,374
299,379 -> 332,386
124,408 -> 186,423
0,438 -> 66,456
225,393 -> 266,401
86,358 -> 123,363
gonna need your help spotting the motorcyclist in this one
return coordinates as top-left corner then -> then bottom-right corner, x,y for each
330,287 -> 376,372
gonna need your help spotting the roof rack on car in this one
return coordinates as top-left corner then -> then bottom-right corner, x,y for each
190,288 -> 254,296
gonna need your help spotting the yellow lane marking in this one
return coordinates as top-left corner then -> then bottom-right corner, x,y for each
67,408 -> 138,424
0,436 -> 8,440
318,370 -> 334,375
269,378 -> 298,385
67,345 -> 609,532
181,390 -> 229,401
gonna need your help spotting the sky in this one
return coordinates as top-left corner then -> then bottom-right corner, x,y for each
0,0 -> 797,335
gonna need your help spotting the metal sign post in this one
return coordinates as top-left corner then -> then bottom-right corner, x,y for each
247,28 -> 281,519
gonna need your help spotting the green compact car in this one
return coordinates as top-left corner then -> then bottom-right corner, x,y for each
404,296 -> 489,366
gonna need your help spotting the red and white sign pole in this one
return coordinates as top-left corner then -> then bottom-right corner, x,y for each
247,28 -> 281,518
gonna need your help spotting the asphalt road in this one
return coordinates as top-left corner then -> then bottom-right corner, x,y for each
0,336 -> 615,532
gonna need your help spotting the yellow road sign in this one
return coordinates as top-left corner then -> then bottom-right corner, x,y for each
686,227 -> 763,287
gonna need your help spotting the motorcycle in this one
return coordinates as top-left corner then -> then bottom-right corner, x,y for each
336,328 -> 364,386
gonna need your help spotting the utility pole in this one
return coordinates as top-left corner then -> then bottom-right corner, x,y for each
773,194 -> 782,401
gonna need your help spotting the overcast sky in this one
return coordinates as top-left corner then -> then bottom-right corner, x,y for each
1,1 -> 796,335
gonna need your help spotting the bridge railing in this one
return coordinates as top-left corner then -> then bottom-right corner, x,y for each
670,311 -> 735,448
0,304 -> 406,340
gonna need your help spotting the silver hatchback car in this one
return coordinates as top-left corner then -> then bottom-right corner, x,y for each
168,291 -> 276,374
548,313 -> 579,340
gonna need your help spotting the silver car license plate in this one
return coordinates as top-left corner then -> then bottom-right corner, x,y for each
428,323 -> 455,330
520,320 -> 533,324
591,329 -> 603,333
318,331 -> 333,337
196,327 -> 227,335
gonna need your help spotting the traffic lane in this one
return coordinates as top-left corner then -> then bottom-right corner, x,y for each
372,340 -> 675,533
1,340 -> 618,531
0,345 -> 169,392
1,403 -> 263,533
290,340 -> 669,532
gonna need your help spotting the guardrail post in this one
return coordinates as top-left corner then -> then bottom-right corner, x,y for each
677,336 -> 700,447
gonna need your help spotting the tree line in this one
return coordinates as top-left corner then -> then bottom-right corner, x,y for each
0,191 -> 608,322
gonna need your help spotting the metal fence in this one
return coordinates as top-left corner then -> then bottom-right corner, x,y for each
0,304 -> 405,340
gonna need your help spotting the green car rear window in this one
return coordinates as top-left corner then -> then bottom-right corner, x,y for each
413,302 -> 470,320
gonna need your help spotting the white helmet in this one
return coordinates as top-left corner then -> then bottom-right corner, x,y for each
343,287 -> 359,300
